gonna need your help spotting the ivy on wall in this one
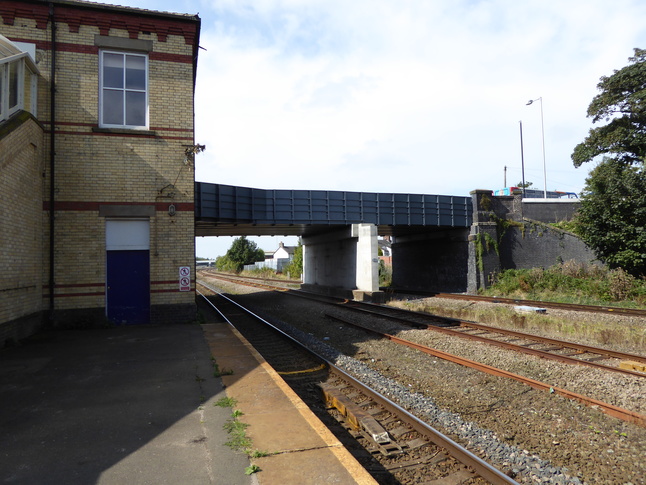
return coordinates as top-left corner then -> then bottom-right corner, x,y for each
474,232 -> 499,273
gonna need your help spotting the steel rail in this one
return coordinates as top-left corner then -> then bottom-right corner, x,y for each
205,273 -> 287,292
208,272 -> 646,316
200,269 -> 301,286
455,320 -> 646,364
326,313 -> 646,428
339,304 -> 646,377
196,285 -> 520,484
210,273 -> 646,317
431,292 -> 646,317
325,368 -> 519,485
201,274 -> 646,374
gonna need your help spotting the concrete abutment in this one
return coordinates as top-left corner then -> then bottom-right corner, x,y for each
467,189 -> 596,292
391,228 -> 470,293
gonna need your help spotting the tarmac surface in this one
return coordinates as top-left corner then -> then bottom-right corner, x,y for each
0,323 -> 253,485
0,319 -> 376,485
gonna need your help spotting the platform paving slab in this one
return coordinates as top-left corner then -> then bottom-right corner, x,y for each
0,324 -> 253,485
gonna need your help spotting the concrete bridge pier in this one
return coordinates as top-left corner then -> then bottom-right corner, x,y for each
301,223 -> 384,302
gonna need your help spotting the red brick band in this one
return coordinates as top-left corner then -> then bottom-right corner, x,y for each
44,280 -> 196,298
3,37 -> 194,64
43,201 -> 195,211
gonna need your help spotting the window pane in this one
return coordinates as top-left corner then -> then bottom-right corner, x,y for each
9,61 -> 19,108
100,52 -> 148,128
103,53 -> 123,88
125,91 -> 146,126
103,89 -> 123,125
125,55 -> 146,90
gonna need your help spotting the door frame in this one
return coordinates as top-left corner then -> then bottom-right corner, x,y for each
105,218 -> 151,324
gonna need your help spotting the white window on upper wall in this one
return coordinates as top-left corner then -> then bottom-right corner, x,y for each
99,50 -> 148,129
0,56 -> 23,122
0,35 -> 38,123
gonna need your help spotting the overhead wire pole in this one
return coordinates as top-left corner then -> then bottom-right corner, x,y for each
526,97 -> 547,198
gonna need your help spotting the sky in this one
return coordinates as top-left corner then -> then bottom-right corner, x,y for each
98,0 -> 646,258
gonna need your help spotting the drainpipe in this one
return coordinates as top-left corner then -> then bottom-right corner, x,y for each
48,2 -> 57,324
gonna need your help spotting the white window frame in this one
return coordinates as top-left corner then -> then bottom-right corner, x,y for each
99,50 -> 149,129
0,36 -> 38,123
0,57 -> 24,123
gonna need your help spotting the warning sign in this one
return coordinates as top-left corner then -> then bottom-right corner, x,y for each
179,266 -> 191,291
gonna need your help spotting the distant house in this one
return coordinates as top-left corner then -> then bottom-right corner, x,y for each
243,241 -> 297,272
273,242 -> 296,261
379,237 -> 392,267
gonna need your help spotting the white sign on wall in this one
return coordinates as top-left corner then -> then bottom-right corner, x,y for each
179,266 -> 191,291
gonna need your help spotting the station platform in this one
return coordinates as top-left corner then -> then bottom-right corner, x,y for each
0,318 -> 376,484
203,322 -> 377,485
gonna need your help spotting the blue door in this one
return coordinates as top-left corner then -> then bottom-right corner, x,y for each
106,250 -> 150,324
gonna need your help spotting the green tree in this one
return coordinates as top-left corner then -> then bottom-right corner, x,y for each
574,159 -> 646,276
284,240 -> 303,279
215,255 -> 239,273
572,48 -> 646,168
570,48 -> 646,276
223,237 -> 265,272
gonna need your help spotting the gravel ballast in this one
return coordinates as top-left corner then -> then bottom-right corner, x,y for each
201,277 -> 646,484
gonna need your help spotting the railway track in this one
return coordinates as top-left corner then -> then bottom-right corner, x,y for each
323,312 -> 646,427
333,300 -> 646,379
199,273 -> 646,428
201,271 -> 646,379
200,270 -> 646,317
388,289 -> 646,318
199,274 -> 646,482
198,286 -> 519,484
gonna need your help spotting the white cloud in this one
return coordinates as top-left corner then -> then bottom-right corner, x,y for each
192,0 -> 644,194
101,0 -> 646,255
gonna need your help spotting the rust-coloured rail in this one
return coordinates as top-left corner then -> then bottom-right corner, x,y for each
455,320 -> 646,364
326,313 -> 646,428
198,285 -> 519,484
202,272 -> 646,376
341,303 -> 646,377
207,272 -> 646,316
325,369 -> 520,485
429,292 -> 646,317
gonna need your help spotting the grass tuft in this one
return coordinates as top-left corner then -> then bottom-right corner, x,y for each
223,419 -> 252,451
214,396 -> 237,408
212,360 -> 234,377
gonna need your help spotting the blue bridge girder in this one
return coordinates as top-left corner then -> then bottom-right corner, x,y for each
195,182 -> 473,237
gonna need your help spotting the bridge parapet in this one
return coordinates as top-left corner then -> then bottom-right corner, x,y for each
195,183 -> 472,236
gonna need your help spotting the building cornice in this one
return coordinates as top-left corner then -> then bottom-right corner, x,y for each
0,0 -> 200,45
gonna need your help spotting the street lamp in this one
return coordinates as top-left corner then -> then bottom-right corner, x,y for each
519,120 -> 526,198
526,97 -> 547,198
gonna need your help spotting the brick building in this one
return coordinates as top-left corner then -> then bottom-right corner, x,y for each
1,0 -> 201,342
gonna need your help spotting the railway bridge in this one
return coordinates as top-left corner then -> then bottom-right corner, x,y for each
195,183 -> 474,301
